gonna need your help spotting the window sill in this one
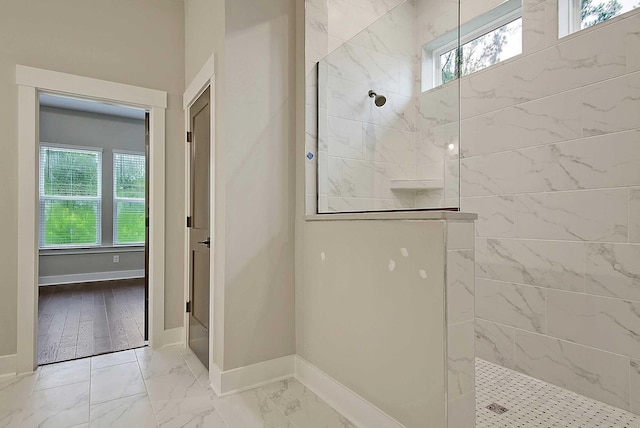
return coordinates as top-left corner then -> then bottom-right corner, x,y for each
39,246 -> 144,256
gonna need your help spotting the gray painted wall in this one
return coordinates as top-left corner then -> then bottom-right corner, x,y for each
38,106 -> 146,279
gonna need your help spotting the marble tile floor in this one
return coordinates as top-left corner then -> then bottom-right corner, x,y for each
477,358 -> 640,428
0,345 -> 355,428
4,346 -> 637,428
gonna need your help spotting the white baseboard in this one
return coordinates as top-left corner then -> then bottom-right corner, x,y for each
209,354 -> 404,427
294,356 -> 404,428
212,355 -> 295,397
161,327 -> 184,348
209,361 -> 223,397
0,354 -> 17,379
38,269 -> 145,286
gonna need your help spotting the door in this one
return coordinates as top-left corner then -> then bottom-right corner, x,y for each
188,87 -> 211,368
144,112 -> 150,341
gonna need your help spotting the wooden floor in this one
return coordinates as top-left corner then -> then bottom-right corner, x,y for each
38,278 -> 146,365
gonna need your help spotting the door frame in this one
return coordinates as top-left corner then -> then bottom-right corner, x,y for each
183,54 -> 216,374
15,65 -> 167,373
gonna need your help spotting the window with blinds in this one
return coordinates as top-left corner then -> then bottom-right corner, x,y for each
39,146 -> 102,248
113,152 -> 146,245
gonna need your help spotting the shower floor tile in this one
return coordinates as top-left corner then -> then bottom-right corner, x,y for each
476,359 -> 640,428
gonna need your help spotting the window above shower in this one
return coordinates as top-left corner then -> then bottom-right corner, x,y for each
423,0 -> 523,91
559,0 -> 640,37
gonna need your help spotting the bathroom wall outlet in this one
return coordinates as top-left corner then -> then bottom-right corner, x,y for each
113,255 -> 120,263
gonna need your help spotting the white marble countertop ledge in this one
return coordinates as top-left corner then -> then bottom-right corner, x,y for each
306,211 -> 478,221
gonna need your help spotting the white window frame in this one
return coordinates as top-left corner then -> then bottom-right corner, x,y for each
432,7 -> 523,87
559,0 -> 639,37
112,150 -> 146,246
559,0 -> 582,37
39,143 -> 103,249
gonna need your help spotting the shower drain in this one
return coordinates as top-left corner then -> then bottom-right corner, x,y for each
486,403 -> 509,414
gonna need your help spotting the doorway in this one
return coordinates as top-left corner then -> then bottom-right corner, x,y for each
187,87 -> 211,369
16,65 -> 168,374
36,94 -> 149,365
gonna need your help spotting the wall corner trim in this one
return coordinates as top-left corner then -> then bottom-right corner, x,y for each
294,356 -> 405,428
161,327 -> 185,348
0,354 -> 17,379
214,355 -> 295,397
183,53 -> 216,110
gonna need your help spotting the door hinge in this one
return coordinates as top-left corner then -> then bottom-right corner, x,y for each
145,217 -> 149,228
186,216 -> 192,228
186,301 -> 191,313
186,131 -> 192,143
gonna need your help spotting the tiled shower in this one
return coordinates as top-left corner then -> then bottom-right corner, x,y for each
305,0 -> 640,425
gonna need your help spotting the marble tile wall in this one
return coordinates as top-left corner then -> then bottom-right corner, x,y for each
306,0 -> 412,214
319,0 -> 423,212
446,221 -> 476,428
462,2 -> 640,414
308,0 -> 465,213
413,0 -> 519,209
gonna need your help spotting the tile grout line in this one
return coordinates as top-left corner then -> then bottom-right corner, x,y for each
460,126 -> 640,161
133,347 -> 161,428
475,275 -> 640,303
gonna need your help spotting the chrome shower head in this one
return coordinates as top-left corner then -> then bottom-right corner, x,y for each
368,90 -> 387,107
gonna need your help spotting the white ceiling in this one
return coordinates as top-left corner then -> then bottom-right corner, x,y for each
39,93 -> 146,120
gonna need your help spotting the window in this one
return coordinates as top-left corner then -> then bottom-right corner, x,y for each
39,146 -> 102,248
559,0 -> 638,37
422,0 -> 523,90
436,17 -> 522,86
113,152 -> 146,245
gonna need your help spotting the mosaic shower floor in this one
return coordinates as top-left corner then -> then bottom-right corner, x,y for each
476,359 -> 640,428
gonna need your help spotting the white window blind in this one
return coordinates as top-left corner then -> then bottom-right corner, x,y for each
39,145 -> 102,248
113,152 -> 146,245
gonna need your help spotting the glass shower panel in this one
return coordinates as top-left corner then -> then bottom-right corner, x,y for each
315,0 -> 461,213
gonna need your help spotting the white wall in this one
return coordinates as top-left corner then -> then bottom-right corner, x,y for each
185,0 -> 297,371
222,0 -> 297,370
0,0 -> 185,357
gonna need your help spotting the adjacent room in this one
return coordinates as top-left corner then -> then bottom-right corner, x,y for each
37,94 -> 148,365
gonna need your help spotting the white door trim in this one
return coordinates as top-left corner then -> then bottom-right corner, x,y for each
183,53 -> 217,375
15,65 -> 167,373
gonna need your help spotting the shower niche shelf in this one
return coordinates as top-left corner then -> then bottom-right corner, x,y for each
390,179 -> 444,191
